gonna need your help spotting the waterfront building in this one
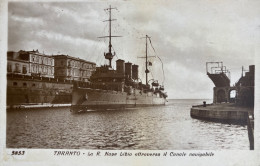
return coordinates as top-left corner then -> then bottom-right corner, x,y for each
53,55 -> 96,82
7,50 -> 55,78
7,51 -> 30,76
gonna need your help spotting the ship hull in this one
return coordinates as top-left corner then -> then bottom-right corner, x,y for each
71,87 -> 166,113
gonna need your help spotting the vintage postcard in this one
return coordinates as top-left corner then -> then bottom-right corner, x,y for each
0,0 -> 259,165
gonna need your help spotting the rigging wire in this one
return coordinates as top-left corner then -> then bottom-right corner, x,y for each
96,6 -> 165,85
117,11 -> 161,84
148,38 -> 165,85
111,46 -> 118,59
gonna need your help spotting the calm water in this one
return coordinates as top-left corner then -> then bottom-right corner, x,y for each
6,99 -> 249,149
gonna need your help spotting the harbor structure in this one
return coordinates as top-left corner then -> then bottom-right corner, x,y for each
191,63 -> 255,122
206,62 -> 254,107
190,63 -> 254,149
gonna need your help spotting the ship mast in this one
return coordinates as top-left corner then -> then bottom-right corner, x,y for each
145,35 -> 149,85
98,5 -> 121,67
139,35 -> 154,86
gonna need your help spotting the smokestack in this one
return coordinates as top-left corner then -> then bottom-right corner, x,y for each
116,59 -> 125,74
132,64 -> 138,80
125,62 -> 132,79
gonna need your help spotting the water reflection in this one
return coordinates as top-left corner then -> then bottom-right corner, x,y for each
6,99 -> 249,149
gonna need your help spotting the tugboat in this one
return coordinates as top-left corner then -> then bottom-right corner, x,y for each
70,5 -> 167,113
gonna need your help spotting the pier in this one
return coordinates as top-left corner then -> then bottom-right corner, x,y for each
190,103 -> 253,124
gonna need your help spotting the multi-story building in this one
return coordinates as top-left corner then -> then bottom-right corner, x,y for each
7,50 -> 55,78
53,55 -> 96,82
7,51 -> 30,76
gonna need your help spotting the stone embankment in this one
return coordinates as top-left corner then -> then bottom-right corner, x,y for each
190,103 -> 253,124
7,103 -> 71,110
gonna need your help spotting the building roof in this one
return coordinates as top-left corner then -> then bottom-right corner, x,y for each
8,50 -> 96,65
53,54 -> 96,64
18,50 -> 53,58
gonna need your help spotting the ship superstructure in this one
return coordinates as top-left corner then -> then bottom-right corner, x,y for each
70,5 -> 167,113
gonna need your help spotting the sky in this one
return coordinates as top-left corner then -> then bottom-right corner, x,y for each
8,0 -> 259,99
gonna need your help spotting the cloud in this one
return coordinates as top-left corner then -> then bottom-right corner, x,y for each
10,15 -> 44,25
34,30 -> 101,47
8,1 -> 259,99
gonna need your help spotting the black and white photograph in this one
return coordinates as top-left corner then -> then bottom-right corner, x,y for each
0,0 -> 259,165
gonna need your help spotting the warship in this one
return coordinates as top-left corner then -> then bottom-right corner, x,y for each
70,6 -> 167,113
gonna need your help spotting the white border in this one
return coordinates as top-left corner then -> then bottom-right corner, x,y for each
1,0 -> 260,165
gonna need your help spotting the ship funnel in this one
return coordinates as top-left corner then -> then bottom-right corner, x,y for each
125,62 -> 132,79
116,59 -> 125,74
132,64 -> 139,80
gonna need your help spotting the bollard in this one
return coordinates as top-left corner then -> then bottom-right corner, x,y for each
203,101 -> 206,107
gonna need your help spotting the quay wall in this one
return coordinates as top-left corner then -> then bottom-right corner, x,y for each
190,105 -> 248,124
7,103 -> 71,110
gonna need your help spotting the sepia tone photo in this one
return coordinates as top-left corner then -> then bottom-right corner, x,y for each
4,0 -> 258,154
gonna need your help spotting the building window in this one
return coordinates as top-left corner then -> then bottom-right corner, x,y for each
13,82 -> 17,86
41,66 -> 44,73
32,65 -> 35,72
23,83 -> 27,87
22,65 -> 27,74
7,64 -> 12,72
32,83 -> 36,87
71,69 -> 74,76
15,63 -> 20,73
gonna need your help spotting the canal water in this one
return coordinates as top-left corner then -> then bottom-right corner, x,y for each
6,99 -> 249,149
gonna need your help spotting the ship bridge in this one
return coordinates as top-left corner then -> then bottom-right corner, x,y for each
206,62 -> 230,87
